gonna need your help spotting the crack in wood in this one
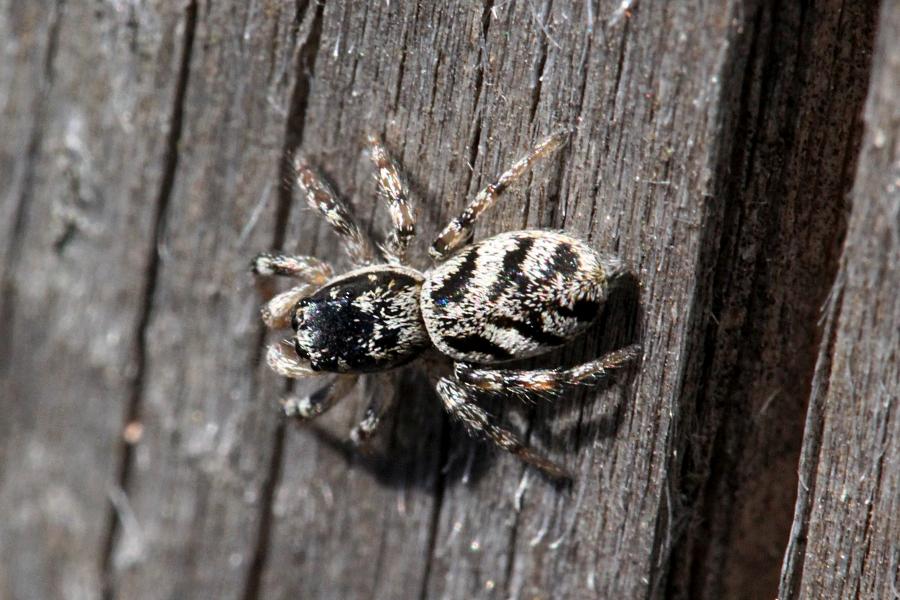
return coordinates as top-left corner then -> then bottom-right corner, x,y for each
99,2 -> 199,597
240,2 -> 326,598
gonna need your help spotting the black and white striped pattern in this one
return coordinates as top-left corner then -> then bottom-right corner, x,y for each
430,129 -> 570,259
421,231 -> 618,364
367,134 -> 416,264
294,156 -> 376,265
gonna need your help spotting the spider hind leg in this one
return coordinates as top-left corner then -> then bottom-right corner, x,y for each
430,129 -> 571,260
436,377 -> 571,480
455,344 -> 643,399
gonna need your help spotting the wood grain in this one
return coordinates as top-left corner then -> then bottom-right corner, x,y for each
0,1 -> 889,599
779,2 -> 900,598
0,1 -> 194,598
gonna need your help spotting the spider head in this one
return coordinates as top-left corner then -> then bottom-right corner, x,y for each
290,266 -> 431,373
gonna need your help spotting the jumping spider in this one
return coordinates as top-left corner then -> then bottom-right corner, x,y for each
252,129 -> 641,479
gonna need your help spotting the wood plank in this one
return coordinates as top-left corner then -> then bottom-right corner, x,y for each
104,1 -> 308,597
779,2 -> 900,597
0,2 -> 194,598
1,1 -> 889,598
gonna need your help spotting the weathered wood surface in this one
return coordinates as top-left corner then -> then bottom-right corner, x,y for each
778,2 -> 900,598
0,1 -> 887,599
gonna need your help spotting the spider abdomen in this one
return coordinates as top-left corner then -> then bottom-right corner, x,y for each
293,265 -> 430,373
421,230 -> 617,364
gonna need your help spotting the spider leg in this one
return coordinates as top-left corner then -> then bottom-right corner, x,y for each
281,374 -> 358,421
435,377 -> 571,479
367,135 -> 416,264
265,340 -> 318,379
454,344 -> 642,400
259,282 -> 317,329
293,155 -> 376,265
251,253 -> 333,282
429,129 -> 571,260
251,254 -> 333,328
349,372 -> 396,446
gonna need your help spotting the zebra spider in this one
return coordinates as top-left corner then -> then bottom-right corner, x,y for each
252,130 -> 641,479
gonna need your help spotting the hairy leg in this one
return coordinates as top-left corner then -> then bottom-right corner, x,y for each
349,372 -> 396,446
251,253 -> 333,282
367,135 -> 416,264
251,254 -> 333,328
281,374 -> 359,421
259,283 -> 316,329
454,344 -> 642,400
436,377 -> 571,479
430,129 -> 571,260
294,156 -> 376,265
265,341 -> 318,379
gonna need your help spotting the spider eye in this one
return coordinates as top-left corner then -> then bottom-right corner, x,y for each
435,296 -> 450,307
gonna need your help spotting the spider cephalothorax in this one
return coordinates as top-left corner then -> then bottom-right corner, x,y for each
252,130 -> 640,479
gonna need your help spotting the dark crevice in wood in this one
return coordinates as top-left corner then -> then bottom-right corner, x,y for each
0,0 -> 65,371
241,421 -> 287,600
667,1 -> 878,597
241,2 -> 325,598
671,8 -> 768,597
528,0 -> 551,123
606,16 -> 630,120
417,418 -> 450,600
501,464 -> 528,597
463,0 -> 494,197
777,278 -> 844,599
390,3 -> 417,114
99,2 -> 198,597
572,28 -> 593,137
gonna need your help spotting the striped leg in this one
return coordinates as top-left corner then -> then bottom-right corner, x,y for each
251,253 -> 333,282
367,135 -> 416,264
349,372 -> 396,446
281,374 -> 359,421
266,341 -> 318,379
430,129 -> 571,260
454,345 -> 642,400
251,254 -> 333,329
436,377 -> 571,480
294,156 -> 376,265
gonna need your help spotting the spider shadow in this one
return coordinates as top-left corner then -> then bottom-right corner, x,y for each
302,271 -> 643,490
303,366 -> 499,490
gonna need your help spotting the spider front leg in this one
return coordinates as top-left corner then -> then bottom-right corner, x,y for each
430,129 -> 571,260
266,341 -> 318,379
349,372 -> 396,446
294,156 -> 377,265
281,374 -> 359,421
251,253 -> 333,282
435,377 -> 571,480
258,284 -> 313,329
454,344 -> 642,400
251,254 -> 333,329
367,135 -> 416,264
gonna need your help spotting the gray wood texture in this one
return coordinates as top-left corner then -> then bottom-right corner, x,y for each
0,1 -> 889,599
